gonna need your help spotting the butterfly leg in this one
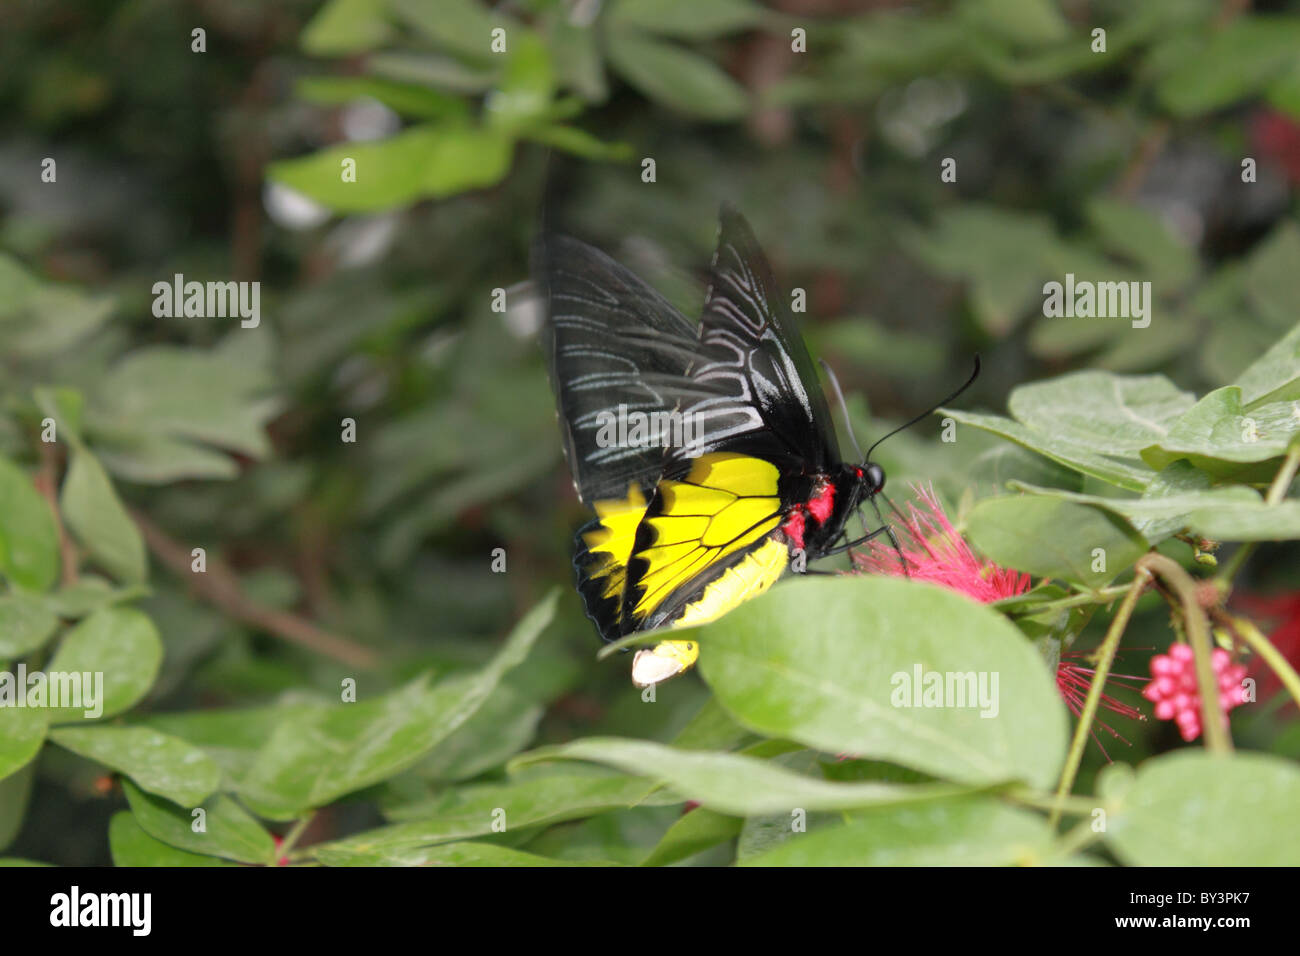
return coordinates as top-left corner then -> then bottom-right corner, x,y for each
821,524 -> 891,555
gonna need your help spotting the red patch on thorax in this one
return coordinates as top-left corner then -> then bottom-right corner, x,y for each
807,482 -> 836,524
780,510 -> 806,550
781,480 -> 835,551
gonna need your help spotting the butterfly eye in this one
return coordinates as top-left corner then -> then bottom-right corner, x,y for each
865,463 -> 885,494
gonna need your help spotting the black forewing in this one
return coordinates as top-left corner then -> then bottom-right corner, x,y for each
671,204 -> 841,474
538,208 -> 840,506
537,234 -> 711,504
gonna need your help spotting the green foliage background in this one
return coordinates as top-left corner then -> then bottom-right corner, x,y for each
1,0 -> 1299,866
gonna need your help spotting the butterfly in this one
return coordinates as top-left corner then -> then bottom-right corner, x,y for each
537,204 -> 977,687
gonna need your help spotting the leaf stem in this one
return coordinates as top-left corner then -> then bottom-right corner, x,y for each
33,440 -> 79,587
1049,568 -> 1150,829
1006,786 -> 1099,817
1140,553 -> 1232,756
1051,816 -> 1104,861
1215,441 -> 1300,587
1229,611 -> 1300,713
1014,585 -> 1130,615
277,813 -> 315,863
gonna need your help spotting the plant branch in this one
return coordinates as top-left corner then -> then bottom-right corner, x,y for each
33,440 -> 79,587
1007,786 -> 1099,817
132,509 -> 377,670
1140,552 -> 1232,756
277,813 -> 315,863
1008,584 -> 1129,615
1049,568 -> 1150,829
1216,441 -> 1300,587
1051,816 -> 1105,861
1227,610 -> 1300,713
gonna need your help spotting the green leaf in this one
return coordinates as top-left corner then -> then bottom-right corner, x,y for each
317,840 -> 614,867
939,409 -> 1154,491
0,593 -> 59,657
959,0 -> 1067,47
1007,476 -> 1260,545
51,726 -> 221,807
607,29 -> 749,120
0,457 -> 60,592
60,449 -> 147,585
1086,198 -> 1197,289
738,797 -> 1053,865
1,285 -> 114,358
1153,17 -> 1300,118
1130,459 -> 1251,541
965,496 -> 1149,587
522,124 -> 633,161
44,607 -> 162,723
670,696 -> 754,752
1235,321 -> 1300,406
122,779 -> 276,865
546,8 -> 606,101
0,706 -> 46,782
1106,751 -> 1300,865
138,701 -> 330,783
1186,500 -> 1300,542
485,33 -> 556,133
609,0 -> 764,38
516,738 -> 992,816
87,334 -> 281,483
33,387 -> 84,445
239,591 -> 557,818
301,0 -> 393,56
36,577 -> 146,620
1245,222 -> 1300,330
108,812 -> 237,867
266,124 -> 514,213
315,771 -> 658,860
0,763 -> 34,851
1008,371 -> 1195,457
390,0 -> 507,63
906,205 -> 1066,335
640,807 -> 741,866
696,577 -> 1069,789
295,75 -> 468,119
1140,386 -> 1300,473
418,682 -> 543,782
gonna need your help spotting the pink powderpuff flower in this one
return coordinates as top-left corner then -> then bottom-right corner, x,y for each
853,484 -> 1031,603
1055,652 -> 1148,761
1142,643 -> 1248,742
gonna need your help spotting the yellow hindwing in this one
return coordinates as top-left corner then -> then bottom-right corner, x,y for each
629,452 -> 784,622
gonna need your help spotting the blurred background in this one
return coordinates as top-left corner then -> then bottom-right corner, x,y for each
2,0 -> 1299,864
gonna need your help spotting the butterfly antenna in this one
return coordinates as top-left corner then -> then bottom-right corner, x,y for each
863,354 -> 981,463
819,359 -> 864,462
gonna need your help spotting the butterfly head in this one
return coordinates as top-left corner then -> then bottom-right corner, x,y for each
859,462 -> 885,497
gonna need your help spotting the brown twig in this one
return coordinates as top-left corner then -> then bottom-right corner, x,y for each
33,441 -> 79,587
1114,121 -> 1170,200
131,509 -> 378,670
